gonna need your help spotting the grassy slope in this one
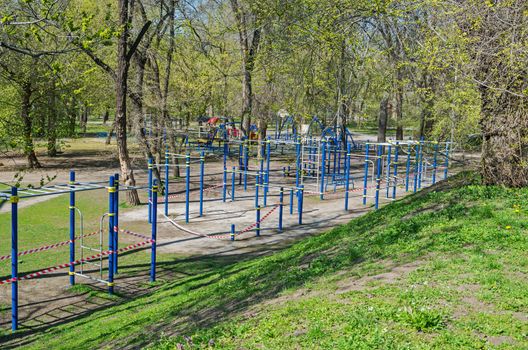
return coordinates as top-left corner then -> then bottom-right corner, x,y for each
3,172 -> 528,349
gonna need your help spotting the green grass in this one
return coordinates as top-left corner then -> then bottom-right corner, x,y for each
2,172 -> 528,349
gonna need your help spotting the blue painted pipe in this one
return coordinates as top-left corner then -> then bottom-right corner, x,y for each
231,166 -> 236,202
114,173 -> 119,274
108,176 -> 115,295
69,170 -> 75,285
298,185 -> 304,225
230,224 -> 235,241
375,145 -> 382,209
165,151 -> 169,216
345,143 -> 351,211
199,152 -> 205,216
150,179 -> 158,282
432,143 -> 439,185
279,187 -> 284,232
405,144 -> 411,192
320,140 -> 326,200
392,144 -> 399,199
11,186 -> 18,331
185,154 -> 190,223
148,158 -> 153,223
362,144 -> 370,205
256,205 -> 261,237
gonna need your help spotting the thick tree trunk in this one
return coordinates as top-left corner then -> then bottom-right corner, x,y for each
116,0 -> 140,205
480,92 -> 528,187
21,82 -> 41,168
377,96 -> 389,143
47,79 -> 57,157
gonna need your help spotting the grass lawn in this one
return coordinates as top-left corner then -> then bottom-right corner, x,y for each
0,172 -> 527,349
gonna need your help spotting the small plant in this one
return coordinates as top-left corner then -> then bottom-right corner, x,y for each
398,306 -> 446,332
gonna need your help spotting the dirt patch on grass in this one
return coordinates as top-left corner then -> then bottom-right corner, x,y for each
336,260 -> 425,293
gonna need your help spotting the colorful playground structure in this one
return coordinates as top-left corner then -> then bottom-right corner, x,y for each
0,114 -> 453,332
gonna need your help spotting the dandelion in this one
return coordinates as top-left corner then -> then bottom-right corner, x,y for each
505,225 -> 512,230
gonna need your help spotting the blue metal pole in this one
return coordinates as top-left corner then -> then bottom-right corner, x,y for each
150,179 -> 158,282
418,141 -> 424,189
148,158 -> 153,223
392,143 -> 399,199
231,166 -> 236,202
223,167 -> 227,203
230,224 -> 235,241
185,154 -> 190,223
375,145 -> 382,209
289,189 -> 294,215
362,143 -> 370,206
238,142 -> 243,185
69,170 -> 75,285
298,185 -> 304,225
256,205 -> 261,237
255,173 -> 260,208
279,187 -> 284,232
432,143 -> 439,185
405,144 -> 411,192
11,186 -> 18,331
108,176 -> 115,295
320,140 -> 326,200
264,139 -> 271,206
114,173 -> 119,274
164,150 -> 169,216
345,143 -> 351,211
295,137 -> 300,191
199,151 -> 205,216
444,142 -> 450,179
386,145 -> 392,198
244,141 -> 248,191
413,143 -> 420,193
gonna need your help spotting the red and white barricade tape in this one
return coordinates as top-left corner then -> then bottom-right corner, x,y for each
0,239 -> 154,285
0,231 -> 100,262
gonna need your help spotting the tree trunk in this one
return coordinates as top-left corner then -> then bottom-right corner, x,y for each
394,69 -> 404,140
377,96 -> 389,143
480,91 -> 528,187
21,82 -> 41,168
116,0 -> 140,205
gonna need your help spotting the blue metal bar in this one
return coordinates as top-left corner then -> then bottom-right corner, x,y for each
148,158 -> 153,223
405,144 -> 411,192
375,145 -> 382,209
320,140 -> 327,200
362,144 -> 370,205
222,167 -> 227,202
392,143 -> 399,199
231,166 -> 236,202
256,205 -> 261,237
345,143 -> 351,211
108,176 -> 115,295
298,185 -> 304,225
185,154 -> 190,223
432,143 -> 439,185
418,141 -> 424,189
11,186 -> 18,331
295,137 -> 301,191
164,150 -> 169,216
279,187 -> 284,232
150,179 -> 158,282
69,170 -> 75,286
386,145 -> 392,198
289,189 -> 294,215
255,173 -> 260,208
114,173 -> 119,274
199,152 -> 205,216
444,142 -> 450,179
244,141 -> 249,191
413,143 -> 420,193
230,224 -> 235,241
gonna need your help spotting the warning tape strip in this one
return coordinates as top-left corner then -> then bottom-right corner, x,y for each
0,231 -> 100,262
0,239 -> 154,285
161,204 -> 279,240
